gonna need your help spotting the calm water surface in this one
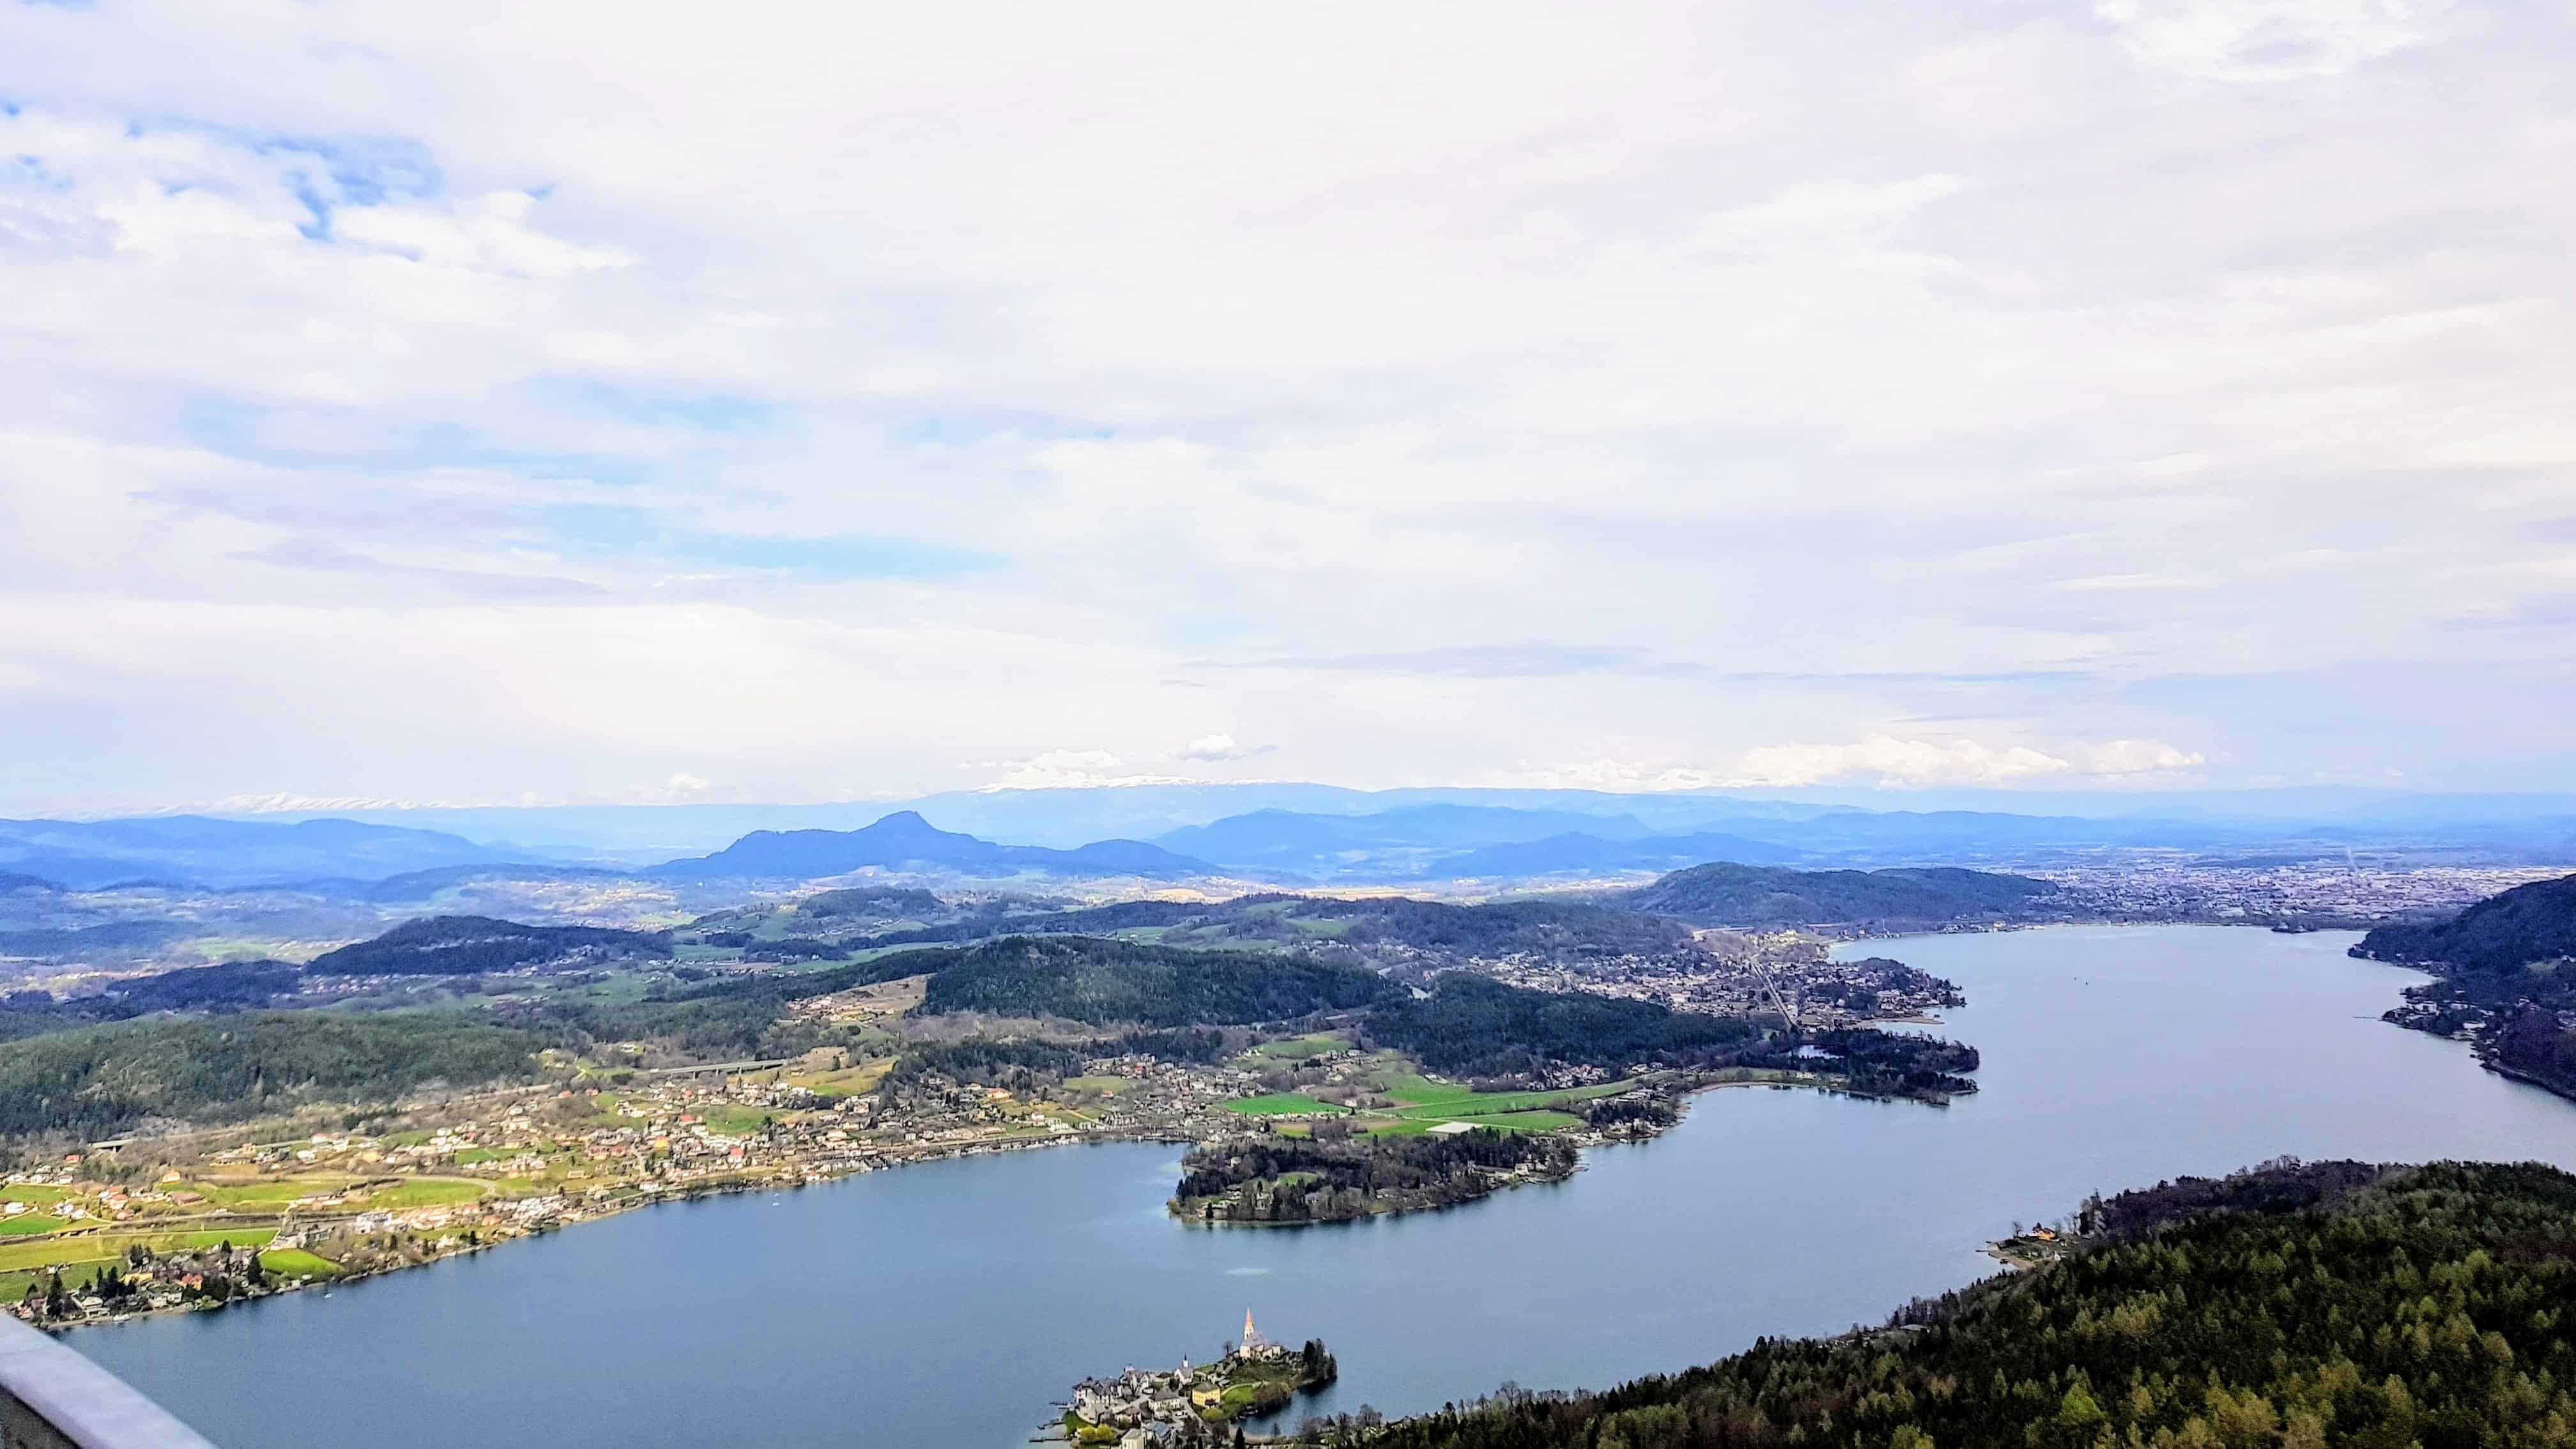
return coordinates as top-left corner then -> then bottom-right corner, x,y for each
74,926 -> 2576,1447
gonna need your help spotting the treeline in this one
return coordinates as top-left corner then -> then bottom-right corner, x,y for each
1358,1160 -> 2576,1449
1278,896 -> 1692,962
884,1039 -> 1089,1094
0,1011 -> 553,1138
2354,874 -> 2576,1100
1174,1128 -> 1576,1223
797,885 -> 944,919
1740,1029 -> 1981,1100
2354,873 -> 2576,972
799,893 -> 1697,967
1620,862 -> 2057,926
306,916 -> 671,976
910,936 -> 1400,1026
1365,974 -> 1758,1078
0,959 -> 304,1042
2492,1005 -> 2576,1098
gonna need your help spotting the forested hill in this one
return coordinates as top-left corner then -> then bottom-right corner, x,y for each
305,916 -> 671,976
1363,1160 -> 2576,1449
1619,862 -> 2058,926
898,935 -> 1405,1026
2353,871 -> 2576,970
0,1012 -> 553,1138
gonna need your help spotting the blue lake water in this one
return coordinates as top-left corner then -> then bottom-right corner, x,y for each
72,925 -> 2576,1447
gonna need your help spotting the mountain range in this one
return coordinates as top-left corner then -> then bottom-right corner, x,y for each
0,815 -> 550,891
650,811 -> 1211,881
13,785 -> 2576,894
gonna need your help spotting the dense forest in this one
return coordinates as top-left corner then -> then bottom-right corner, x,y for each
1365,974 -> 1758,1078
0,958 -> 304,1041
906,935 -> 1403,1026
1620,862 -> 2058,926
1174,1127 -> 1577,1223
2354,873 -> 2576,1100
2354,873 -> 2576,971
304,915 -> 671,976
0,1011 -> 552,1138
796,885 -> 947,919
814,893 -> 1698,969
1358,1160 -> 2576,1449
1738,1028 -> 1981,1100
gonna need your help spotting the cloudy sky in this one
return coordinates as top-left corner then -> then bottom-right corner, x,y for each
3,1 -> 2571,815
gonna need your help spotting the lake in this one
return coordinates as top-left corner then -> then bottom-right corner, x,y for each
71,926 -> 2576,1447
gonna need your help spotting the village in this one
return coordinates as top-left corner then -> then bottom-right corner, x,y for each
1045,1312 -> 1338,1446
1478,930 -> 1966,1027
2,1045 -> 1279,1328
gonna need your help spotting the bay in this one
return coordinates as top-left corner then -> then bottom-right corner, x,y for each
72,925 -> 2576,1447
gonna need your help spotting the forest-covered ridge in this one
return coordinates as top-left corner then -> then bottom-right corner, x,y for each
1358,1159 -> 2576,1449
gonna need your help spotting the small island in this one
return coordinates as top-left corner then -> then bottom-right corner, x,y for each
1048,1314 -> 1337,1445
1171,1124 -> 1576,1225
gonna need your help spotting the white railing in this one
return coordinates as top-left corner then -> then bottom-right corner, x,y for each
0,1317 -> 218,1449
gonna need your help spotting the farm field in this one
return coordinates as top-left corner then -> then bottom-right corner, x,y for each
0,1227 -> 282,1303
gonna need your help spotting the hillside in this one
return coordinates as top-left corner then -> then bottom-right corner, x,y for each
907,935 -> 1403,1026
305,916 -> 671,976
2354,873 -> 2576,1100
1364,1159 -> 2576,1449
1620,861 -> 2058,926
654,811 -> 1210,880
2353,871 -> 2576,971
0,1011 -> 553,1138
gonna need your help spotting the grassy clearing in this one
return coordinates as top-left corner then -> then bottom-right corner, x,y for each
183,1175 -> 367,1209
1225,1093 -> 1342,1116
256,1248 -> 341,1277
0,1215 -> 68,1236
0,1226 -> 280,1275
361,1178 -> 486,1209
1246,1032 -> 1351,1062
786,1059 -> 893,1098
1377,1071 -> 1639,1118
696,1105 -> 773,1135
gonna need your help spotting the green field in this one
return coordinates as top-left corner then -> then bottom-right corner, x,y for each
255,1248 -> 342,1278
1245,1032 -> 1352,1062
696,1105 -> 774,1135
0,1226 -> 291,1303
362,1178 -> 487,1209
1224,1093 -> 1342,1116
0,1215 -> 67,1236
183,1175 -> 365,1209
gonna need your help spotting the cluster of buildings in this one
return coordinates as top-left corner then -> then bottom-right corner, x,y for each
1060,1313 -> 1302,1446
2034,863 -> 2570,924
1480,936 -> 1961,1028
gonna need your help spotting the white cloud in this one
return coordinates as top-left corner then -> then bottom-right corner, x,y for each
1175,733 -> 1269,762
2096,0 -> 2451,80
0,3 -> 2572,809
2080,739 -> 2209,776
1528,737 -> 2205,792
977,751 -> 1194,792
1728,739 -> 2078,788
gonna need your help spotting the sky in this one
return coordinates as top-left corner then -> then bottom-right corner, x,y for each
3,1 -> 2573,816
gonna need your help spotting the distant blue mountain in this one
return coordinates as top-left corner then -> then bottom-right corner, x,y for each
0,815 -> 548,890
654,811 -> 1212,881
1154,805 -> 1670,875
1424,831 -> 1806,878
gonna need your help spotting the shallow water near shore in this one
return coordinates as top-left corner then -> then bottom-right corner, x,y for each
73,925 -> 2576,1448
